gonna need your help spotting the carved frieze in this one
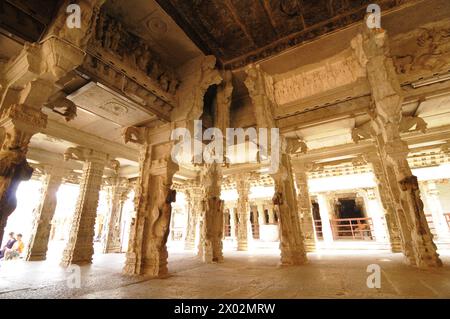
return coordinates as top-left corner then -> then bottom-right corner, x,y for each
391,21 -> 450,81
273,54 -> 366,106
90,11 -> 180,96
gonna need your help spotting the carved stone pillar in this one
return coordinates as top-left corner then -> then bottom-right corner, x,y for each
272,151 -> 307,265
352,24 -> 442,267
198,163 -> 224,263
256,202 -> 265,225
0,82 -> 50,243
103,176 -> 129,254
423,181 -> 450,241
228,204 -> 237,239
61,147 -> 109,266
250,205 -> 260,239
26,166 -> 69,261
123,125 -> 178,277
316,193 -> 334,244
184,181 -> 203,250
359,188 -> 390,243
293,162 -> 316,252
235,175 -> 251,251
364,152 -> 402,252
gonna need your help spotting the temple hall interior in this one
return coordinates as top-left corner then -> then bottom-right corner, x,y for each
1,0 -> 450,299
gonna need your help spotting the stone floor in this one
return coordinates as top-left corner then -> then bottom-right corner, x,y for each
1,242 -> 450,299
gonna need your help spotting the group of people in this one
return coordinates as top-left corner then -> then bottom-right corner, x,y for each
0,232 -> 24,261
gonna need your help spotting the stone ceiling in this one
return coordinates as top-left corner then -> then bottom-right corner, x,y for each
0,0 -> 60,42
156,0 -> 411,69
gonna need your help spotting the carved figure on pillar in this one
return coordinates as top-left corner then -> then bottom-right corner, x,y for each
350,22 -> 442,268
122,125 -> 179,277
198,163 -> 224,263
235,174 -> 251,251
293,162 -> 316,252
184,180 -> 203,251
271,138 -> 307,265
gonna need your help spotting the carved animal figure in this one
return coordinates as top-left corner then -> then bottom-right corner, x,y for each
123,126 -> 145,144
399,116 -> 427,133
352,121 -> 374,143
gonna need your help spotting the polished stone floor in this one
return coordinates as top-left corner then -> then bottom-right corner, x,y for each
1,242 -> 449,299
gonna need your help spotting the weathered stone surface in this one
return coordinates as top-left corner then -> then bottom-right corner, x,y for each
198,163 -> 224,263
352,23 -> 442,268
102,176 -> 130,254
26,166 -> 69,261
183,181 -> 203,251
235,174 -> 251,251
61,147 -> 109,266
122,125 -> 178,277
293,162 -> 316,252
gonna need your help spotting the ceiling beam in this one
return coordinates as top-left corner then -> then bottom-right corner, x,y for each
261,0 -> 280,37
223,0 -> 257,49
40,119 -> 139,163
27,147 -> 83,171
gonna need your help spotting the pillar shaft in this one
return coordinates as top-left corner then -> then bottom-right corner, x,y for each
103,177 -> 129,253
61,149 -> 108,266
365,152 -> 402,252
0,83 -> 51,243
423,181 -> 450,240
317,193 -> 334,244
26,167 -> 66,261
198,163 -> 224,263
123,137 -> 178,277
251,205 -> 260,239
184,183 -> 203,250
293,164 -> 316,252
360,188 -> 389,243
236,176 -> 250,251
356,24 -> 442,267
272,152 -> 307,265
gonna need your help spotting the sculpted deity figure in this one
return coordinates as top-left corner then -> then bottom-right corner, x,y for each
137,44 -> 151,72
110,21 -> 122,52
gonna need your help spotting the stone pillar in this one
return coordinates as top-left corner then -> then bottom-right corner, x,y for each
364,152 -> 402,252
272,149 -> 307,265
61,147 -> 109,266
0,0 -> 105,243
353,24 -> 441,267
184,181 -> 203,250
26,166 -> 69,261
235,175 -> 251,251
256,202 -> 265,225
198,163 -> 224,263
229,204 -> 238,239
359,188 -> 389,243
317,193 -> 334,244
122,125 -> 178,277
293,162 -> 316,252
103,176 -> 129,254
250,205 -> 260,239
0,81 -> 52,243
423,181 -> 450,241
268,204 -> 275,224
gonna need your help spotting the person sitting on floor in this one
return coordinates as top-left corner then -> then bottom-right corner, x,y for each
4,234 -> 24,260
0,232 -> 16,260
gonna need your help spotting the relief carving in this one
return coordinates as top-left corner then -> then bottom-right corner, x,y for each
123,126 -> 147,145
393,27 -> 450,75
93,12 -> 179,95
273,55 -> 366,105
